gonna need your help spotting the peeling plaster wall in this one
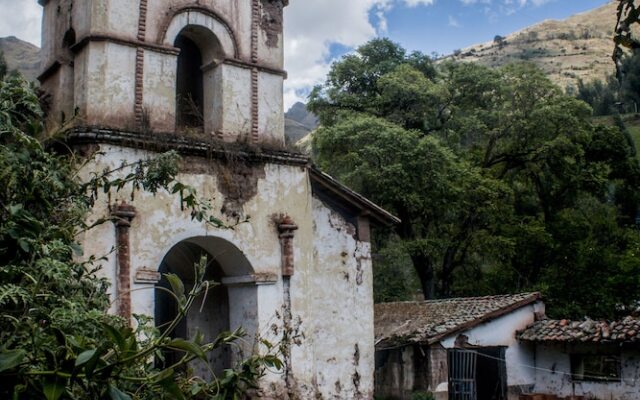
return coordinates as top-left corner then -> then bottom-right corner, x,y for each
307,198 -> 375,399
217,65 -> 253,139
257,0 -> 285,67
533,344 -> 640,400
258,72 -> 285,143
78,145 -> 374,399
74,41 -> 137,128
142,51 -> 177,132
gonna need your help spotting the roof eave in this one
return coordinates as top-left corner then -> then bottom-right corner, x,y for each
309,167 -> 401,227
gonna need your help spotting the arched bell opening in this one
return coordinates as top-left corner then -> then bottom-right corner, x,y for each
175,35 -> 204,129
173,25 -> 225,134
155,237 -> 258,380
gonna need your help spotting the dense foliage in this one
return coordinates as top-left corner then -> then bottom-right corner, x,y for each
572,51 -> 640,116
0,64 -> 280,399
309,38 -> 640,318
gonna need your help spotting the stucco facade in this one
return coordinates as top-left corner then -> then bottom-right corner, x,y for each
39,0 -> 285,140
531,344 -> 640,400
38,0 -> 397,398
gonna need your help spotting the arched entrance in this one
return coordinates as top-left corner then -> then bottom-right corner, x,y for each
155,237 -> 258,379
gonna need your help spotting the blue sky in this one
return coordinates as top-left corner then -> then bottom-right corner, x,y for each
377,0 -> 610,57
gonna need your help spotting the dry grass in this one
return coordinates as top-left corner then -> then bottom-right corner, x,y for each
442,1 -> 622,90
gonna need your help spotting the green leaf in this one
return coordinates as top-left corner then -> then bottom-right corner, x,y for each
167,338 -> 206,360
74,349 -> 97,368
0,349 -> 26,373
103,323 -> 126,351
43,378 -> 65,400
165,273 -> 185,304
108,385 -> 132,400
157,377 -> 185,400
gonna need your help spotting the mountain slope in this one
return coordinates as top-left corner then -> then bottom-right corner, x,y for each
443,1 -> 619,89
285,102 -> 318,144
0,36 -> 41,81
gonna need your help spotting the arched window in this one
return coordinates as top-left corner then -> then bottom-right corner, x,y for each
175,34 -> 204,129
172,25 -> 225,133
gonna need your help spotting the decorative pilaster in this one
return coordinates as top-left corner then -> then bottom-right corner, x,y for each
276,215 -> 299,276
273,214 -> 298,394
134,0 -> 148,126
112,201 -> 137,323
251,0 -> 261,143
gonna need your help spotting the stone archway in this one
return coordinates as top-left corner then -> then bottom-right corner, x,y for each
155,236 -> 259,379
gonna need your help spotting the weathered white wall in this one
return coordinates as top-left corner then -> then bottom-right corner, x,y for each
533,344 -> 640,400
41,0 -> 286,143
439,303 -> 544,398
74,41 -> 138,128
308,198 -> 375,399
79,145 -> 375,399
143,51 -> 177,132
217,65 -> 252,139
259,72 -> 285,143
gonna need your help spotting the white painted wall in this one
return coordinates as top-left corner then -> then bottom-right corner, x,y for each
439,303 -> 544,395
41,0 -> 286,144
79,145 -> 375,399
533,345 -> 640,400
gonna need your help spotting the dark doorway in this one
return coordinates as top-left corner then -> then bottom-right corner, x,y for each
448,348 -> 507,400
175,34 -> 204,129
155,241 -> 230,379
475,347 -> 506,400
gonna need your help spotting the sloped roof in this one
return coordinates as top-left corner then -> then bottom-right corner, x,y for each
375,293 -> 541,349
309,167 -> 400,226
518,317 -> 640,344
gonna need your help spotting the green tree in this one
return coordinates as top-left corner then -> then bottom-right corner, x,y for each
0,52 -> 6,80
310,38 -> 640,317
0,71 -> 280,398
311,111 -> 511,299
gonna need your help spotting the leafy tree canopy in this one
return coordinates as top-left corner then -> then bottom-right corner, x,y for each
310,38 -> 640,318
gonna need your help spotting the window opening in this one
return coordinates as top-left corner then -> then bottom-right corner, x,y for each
175,35 -> 204,130
571,353 -> 622,382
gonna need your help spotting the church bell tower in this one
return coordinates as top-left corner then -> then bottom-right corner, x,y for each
39,0 -> 288,144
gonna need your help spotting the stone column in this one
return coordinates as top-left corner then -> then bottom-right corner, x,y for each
275,214 -> 298,395
112,201 -> 137,323
277,216 -> 299,277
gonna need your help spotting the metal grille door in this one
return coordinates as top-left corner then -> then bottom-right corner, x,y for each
448,349 -> 477,400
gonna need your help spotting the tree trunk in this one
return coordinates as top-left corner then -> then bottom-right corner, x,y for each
411,253 -> 435,300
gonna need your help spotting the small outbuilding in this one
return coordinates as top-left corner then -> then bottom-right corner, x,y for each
374,293 -> 545,400
518,317 -> 640,400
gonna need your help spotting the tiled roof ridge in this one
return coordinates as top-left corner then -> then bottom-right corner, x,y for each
377,292 -> 541,307
375,292 -> 542,349
518,315 -> 640,343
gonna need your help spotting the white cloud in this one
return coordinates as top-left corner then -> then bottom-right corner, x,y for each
448,15 -> 461,28
0,0 -> 393,109
0,0 -> 41,46
404,0 -> 435,7
284,0 -> 393,107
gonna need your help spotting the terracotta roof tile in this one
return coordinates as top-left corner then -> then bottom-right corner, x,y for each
518,317 -> 640,344
375,293 -> 541,349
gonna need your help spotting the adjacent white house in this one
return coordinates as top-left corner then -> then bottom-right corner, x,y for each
374,293 -> 545,400
518,317 -> 640,400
